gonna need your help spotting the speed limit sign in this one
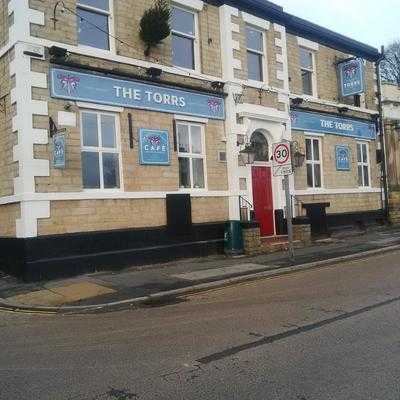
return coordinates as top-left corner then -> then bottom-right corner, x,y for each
272,142 -> 293,176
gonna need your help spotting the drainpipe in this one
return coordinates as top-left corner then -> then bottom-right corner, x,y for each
376,46 -> 389,221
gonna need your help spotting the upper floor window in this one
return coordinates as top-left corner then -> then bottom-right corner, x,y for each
300,47 -> 315,96
357,142 -> 370,187
171,6 -> 198,70
77,0 -> 111,50
305,137 -> 322,188
246,26 -> 264,82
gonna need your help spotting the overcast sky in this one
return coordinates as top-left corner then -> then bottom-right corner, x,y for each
271,0 -> 398,49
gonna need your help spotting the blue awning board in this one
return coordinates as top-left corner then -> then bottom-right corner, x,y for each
291,110 -> 376,140
50,67 -> 225,120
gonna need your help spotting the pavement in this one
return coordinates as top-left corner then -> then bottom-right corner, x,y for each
1,224 -> 400,313
2,248 -> 400,399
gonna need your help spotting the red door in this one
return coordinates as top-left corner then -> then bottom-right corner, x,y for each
252,166 -> 274,236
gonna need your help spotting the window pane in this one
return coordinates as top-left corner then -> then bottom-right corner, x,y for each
172,34 -> 194,69
77,8 -> 109,50
179,157 -> 191,188
171,7 -> 194,35
305,139 -> 312,161
78,0 -> 109,11
177,124 -> 190,153
300,48 -> 313,69
82,151 -> 100,188
357,144 -> 362,163
314,164 -> 321,187
102,153 -> 120,189
192,158 -> 205,188
301,70 -> 313,95
82,113 -> 98,147
306,164 -> 313,187
246,26 -> 263,52
362,144 -> 368,163
313,139 -> 320,161
363,166 -> 369,186
191,126 -> 202,154
101,114 -> 116,148
247,51 -> 263,81
358,165 -> 363,186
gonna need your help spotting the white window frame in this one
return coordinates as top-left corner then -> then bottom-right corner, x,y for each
305,136 -> 323,189
245,24 -> 267,84
80,109 -> 123,191
76,0 -> 115,53
357,141 -> 371,188
171,4 -> 200,73
299,47 -> 317,97
176,121 -> 208,190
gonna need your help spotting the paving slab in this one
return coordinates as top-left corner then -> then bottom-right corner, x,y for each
172,263 -> 274,281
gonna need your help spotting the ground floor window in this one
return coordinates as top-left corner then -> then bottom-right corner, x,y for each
305,137 -> 322,188
80,110 -> 121,189
357,142 -> 370,187
177,121 -> 206,189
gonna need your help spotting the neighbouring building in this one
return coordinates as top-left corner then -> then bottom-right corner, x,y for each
382,83 -> 400,223
0,0 -> 384,281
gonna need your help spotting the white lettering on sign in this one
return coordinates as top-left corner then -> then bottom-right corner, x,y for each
113,86 -> 186,107
320,119 -> 354,132
144,144 -> 167,152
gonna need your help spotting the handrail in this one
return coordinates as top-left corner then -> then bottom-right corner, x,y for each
239,195 -> 254,210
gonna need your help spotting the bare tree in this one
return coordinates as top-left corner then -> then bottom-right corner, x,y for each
381,41 -> 400,86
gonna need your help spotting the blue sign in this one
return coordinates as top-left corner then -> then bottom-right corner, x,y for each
50,68 -> 225,120
139,129 -> 170,165
291,110 -> 376,140
53,133 -> 66,169
338,58 -> 365,97
336,145 -> 350,171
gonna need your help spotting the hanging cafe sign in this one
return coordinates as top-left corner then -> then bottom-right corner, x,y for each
50,68 -> 225,120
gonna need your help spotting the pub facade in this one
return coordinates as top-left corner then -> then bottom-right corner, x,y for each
0,0 -> 384,280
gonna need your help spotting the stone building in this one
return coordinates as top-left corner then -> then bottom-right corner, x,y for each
382,83 -> 400,223
0,0 -> 383,280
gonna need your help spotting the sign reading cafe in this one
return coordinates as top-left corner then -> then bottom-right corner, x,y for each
139,129 -> 170,165
50,68 -> 225,120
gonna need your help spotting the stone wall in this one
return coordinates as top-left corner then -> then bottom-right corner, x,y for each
37,196 -> 229,235
0,202 -> 20,237
294,192 -> 381,216
29,0 -> 222,78
287,33 -> 377,110
0,51 -> 16,197
293,131 -> 380,191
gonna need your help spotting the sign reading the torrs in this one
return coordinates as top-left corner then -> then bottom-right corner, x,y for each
272,142 -> 293,177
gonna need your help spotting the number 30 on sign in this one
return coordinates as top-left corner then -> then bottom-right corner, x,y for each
272,142 -> 293,176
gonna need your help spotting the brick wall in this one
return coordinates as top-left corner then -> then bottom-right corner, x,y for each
29,0 -> 222,78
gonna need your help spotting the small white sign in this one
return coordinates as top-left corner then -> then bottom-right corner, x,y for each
272,141 -> 293,176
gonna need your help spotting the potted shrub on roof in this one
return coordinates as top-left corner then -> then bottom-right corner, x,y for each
139,0 -> 171,57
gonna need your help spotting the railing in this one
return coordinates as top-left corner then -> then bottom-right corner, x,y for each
239,195 -> 255,222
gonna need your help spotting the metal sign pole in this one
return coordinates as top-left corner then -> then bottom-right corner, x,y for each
284,174 -> 295,261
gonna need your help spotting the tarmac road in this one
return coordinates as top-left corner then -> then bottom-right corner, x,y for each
1,250 -> 400,399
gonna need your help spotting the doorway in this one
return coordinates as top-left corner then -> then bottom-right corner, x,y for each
251,166 -> 275,236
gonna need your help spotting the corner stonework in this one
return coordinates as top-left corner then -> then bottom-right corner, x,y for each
8,1 -> 50,238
